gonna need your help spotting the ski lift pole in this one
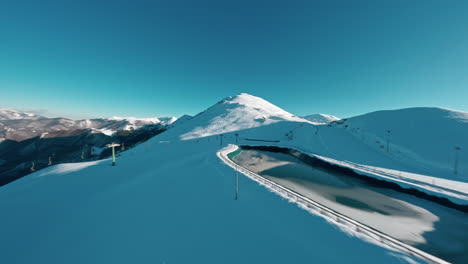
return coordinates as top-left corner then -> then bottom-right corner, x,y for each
106,143 -> 121,166
386,130 -> 391,153
112,147 -> 116,166
235,164 -> 239,200
454,146 -> 461,175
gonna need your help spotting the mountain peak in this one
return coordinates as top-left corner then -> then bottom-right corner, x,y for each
216,93 -> 294,116
220,93 -> 271,105
160,94 -> 305,140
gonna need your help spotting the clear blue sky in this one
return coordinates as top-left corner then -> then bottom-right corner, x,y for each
1,0 -> 467,119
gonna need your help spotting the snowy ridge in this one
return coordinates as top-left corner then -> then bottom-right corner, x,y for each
106,116 -> 161,123
218,145 -> 448,264
0,108 -> 43,120
0,112 -> 174,141
99,116 -> 177,133
303,113 -> 340,124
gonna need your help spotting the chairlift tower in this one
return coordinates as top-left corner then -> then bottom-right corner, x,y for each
106,143 -> 121,166
386,130 -> 391,153
235,164 -> 239,200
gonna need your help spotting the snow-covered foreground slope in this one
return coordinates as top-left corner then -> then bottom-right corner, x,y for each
0,139 -> 412,264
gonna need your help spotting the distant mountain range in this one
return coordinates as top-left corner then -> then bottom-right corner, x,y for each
0,109 -> 177,185
0,108 -> 176,141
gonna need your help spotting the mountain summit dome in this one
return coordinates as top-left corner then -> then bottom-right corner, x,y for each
157,93 -> 306,140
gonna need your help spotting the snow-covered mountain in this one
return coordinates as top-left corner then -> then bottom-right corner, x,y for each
0,108 -> 43,120
0,109 -> 177,141
1,94 -> 467,263
302,113 -> 340,124
164,93 -> 306,140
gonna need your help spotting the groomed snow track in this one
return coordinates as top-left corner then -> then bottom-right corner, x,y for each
218,144 -> 449,264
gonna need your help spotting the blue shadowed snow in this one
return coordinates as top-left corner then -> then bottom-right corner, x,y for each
0,140 -> 412,263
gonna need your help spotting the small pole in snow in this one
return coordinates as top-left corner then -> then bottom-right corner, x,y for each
106,143 -> 121,166
112,146 -> 116,165
386,130 -> 391,153
220,134 -> 224,146
454,146 -> 461,175
235,133 -> 239,144
235,164 -> 239,200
